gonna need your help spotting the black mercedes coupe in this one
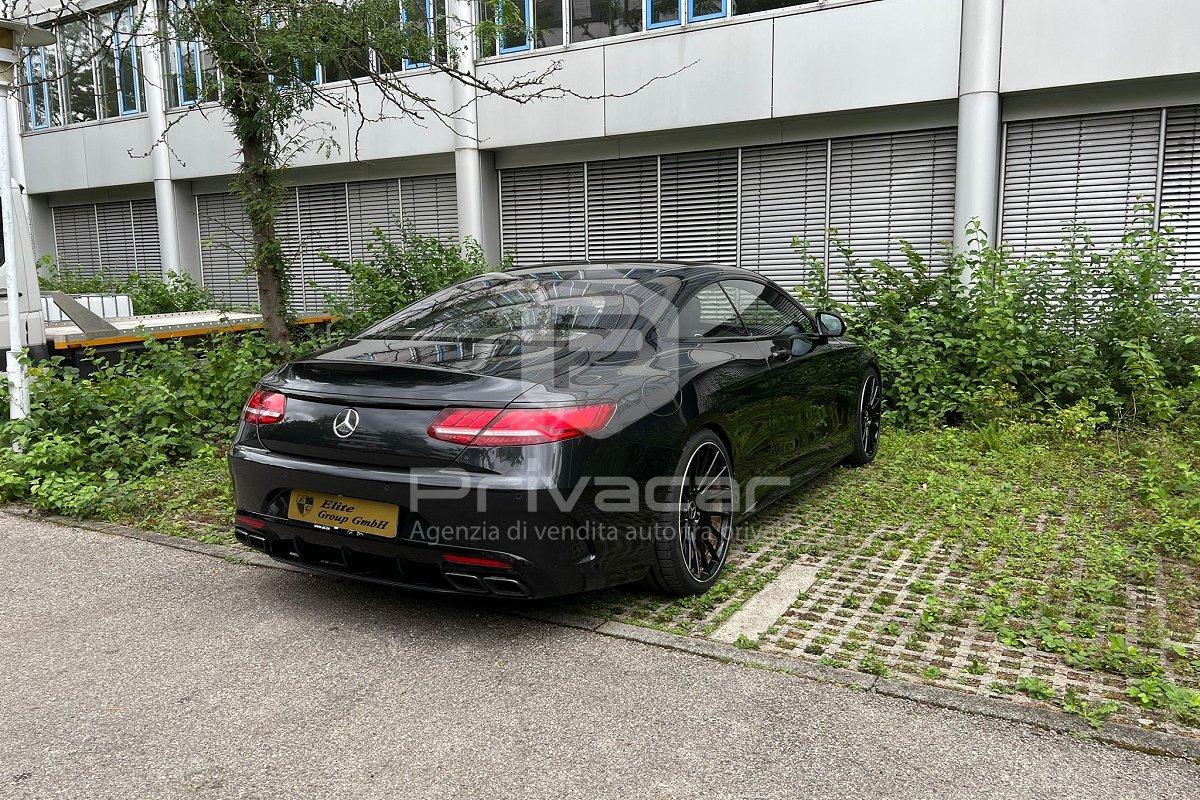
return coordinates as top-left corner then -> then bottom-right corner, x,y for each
230,263 -> 880,598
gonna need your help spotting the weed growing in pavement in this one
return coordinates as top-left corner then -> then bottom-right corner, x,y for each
859,654 -> 890,677
1062,686 -> 1121,729
1017,677 -> 1056,702
1127,677 -> 1200,726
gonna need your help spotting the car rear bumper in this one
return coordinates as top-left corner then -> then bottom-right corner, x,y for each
229,444 -> 657,599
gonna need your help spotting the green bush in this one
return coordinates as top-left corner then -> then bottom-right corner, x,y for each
0,333 -> 285,515
322,228 -> 503,333
39,260 -> 220,315
793,215 -> 1200,428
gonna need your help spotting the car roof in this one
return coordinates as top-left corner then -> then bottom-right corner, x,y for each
506,261 -> 754,283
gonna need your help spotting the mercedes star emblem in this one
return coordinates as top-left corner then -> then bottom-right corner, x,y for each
332,408 -> 360,438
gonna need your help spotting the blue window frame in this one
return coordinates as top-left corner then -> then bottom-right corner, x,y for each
646,0 -> 683,29
402,0 -> 435,69
23,47 -> 55,130
498,0 -> 533,53
294,59 -> 322,84
687,0 -> 727,22
171,0 -> 206,105
113,6 -> 143,115
174,39 -> 203,104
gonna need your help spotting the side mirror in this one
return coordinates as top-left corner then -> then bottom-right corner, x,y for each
815,311 -> 846,338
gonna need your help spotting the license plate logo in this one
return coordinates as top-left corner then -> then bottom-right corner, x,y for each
287,490 -> 400,538
295,494 -> 315,516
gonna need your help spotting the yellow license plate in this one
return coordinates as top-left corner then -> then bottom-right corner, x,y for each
287,490 -> 400,538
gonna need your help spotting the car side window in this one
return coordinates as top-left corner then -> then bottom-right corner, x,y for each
676,284 -> 747,339
720,280 -> 814,337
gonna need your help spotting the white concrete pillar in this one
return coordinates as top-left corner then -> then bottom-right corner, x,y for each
171,180 -> 203,283
139,0 -> 184,277
954,0 -> 1004,261
27,194 -> 53,265
447,0 -> 500,265
6,91 -> 28,222
4,77 -> 45,350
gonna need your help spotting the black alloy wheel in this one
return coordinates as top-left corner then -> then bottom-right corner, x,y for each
848,370 -> 882,466
648,431 -> 735,594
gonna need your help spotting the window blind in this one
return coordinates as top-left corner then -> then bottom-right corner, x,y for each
586,156 -> 658,261
499,163 -> 586,267
739,140 -> 829,293
828,128 -> 957,301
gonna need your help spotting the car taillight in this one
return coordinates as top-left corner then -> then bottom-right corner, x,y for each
444,553 -> 513,570
243,389 -> 287,425
235,513 -> 267,530
427,403 -> 614,447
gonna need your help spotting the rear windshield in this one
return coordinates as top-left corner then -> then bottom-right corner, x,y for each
360,274 -> 678,345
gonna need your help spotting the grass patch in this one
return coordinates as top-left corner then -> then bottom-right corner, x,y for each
106,448 -> 235,545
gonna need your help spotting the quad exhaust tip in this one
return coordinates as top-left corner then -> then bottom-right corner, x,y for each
444,572 -> 530,597
234,529 -> 268,551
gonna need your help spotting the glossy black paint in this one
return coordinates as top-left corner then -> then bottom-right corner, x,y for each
229,262 -> 878,598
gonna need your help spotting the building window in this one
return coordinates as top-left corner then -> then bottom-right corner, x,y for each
322,48 -> 373,83
114,5 -> 144,114
732,0 -> 819,17
94,5 -> 144,117
533,0 -> 564,47
499,0 -> 533,53
294,56 -> 322,85
58,19 -> 99,123
163,0 -> 219,106
688,0 -> 726,21
647,0 -> 681,29
402,0 -> 448,68
482,0 -> 562,53
571,0 -> 641,42
22,45 -> 61,130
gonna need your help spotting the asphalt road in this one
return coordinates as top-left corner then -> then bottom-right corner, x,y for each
2,515 -> 1198,800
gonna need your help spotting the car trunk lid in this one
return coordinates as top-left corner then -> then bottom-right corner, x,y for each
253,350 -> 539,469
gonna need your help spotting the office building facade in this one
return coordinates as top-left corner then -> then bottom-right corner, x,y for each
14,0 -> 1200,322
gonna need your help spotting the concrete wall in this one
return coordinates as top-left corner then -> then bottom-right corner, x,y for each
479,0 -> 961,146
24,0 -> 964,195
1001,0 -> 1200,93
166,76 -> 459,181
23,116 -> 155,193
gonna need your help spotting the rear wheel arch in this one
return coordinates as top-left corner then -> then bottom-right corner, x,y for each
689,421 -> 737,480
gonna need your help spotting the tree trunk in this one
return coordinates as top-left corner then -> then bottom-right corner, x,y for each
239,125 -> 291,348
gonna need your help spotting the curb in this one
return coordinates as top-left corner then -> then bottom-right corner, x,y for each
9,504 -> 1200,763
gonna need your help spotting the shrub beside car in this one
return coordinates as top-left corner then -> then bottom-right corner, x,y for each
791,217 -> 1200,429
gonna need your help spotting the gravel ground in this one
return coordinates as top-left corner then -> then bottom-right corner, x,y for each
2,514 -> 1198,800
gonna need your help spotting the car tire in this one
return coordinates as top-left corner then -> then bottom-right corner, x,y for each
646,429 -> 735,596
846,369 -> 882,467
